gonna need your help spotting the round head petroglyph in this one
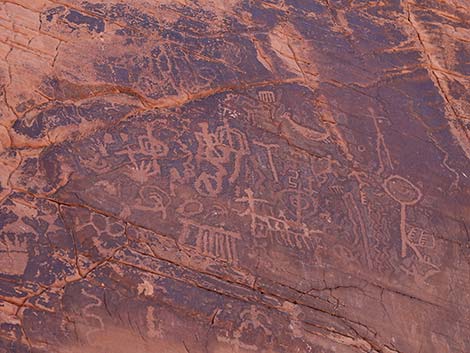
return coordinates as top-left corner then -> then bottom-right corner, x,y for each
384,175 -> 422,205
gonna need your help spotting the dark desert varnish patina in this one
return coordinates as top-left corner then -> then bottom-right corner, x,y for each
1,0 -> 470,352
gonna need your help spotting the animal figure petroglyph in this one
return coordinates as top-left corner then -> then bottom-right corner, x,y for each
236,189 -> 323,252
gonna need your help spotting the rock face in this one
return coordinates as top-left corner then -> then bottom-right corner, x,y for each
1,1 -> 470,352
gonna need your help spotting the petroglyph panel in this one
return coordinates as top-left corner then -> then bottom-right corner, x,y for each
1,1 -> 470,353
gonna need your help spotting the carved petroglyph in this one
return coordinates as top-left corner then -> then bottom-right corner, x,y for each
384,175 -> 422,206
254,141 -> 279,182
236,189 -> 321,252
281,112 -> 331,142
120,182 -> 170,219
236,305 -> 272,337
81,288 -> 105,346
329,185 -> 344,194
195,119 -> 250,196
137,279 -> 155,297
1,2 -> 469,352
343,192 -> 372,269
134,186 -> 169,219
403,225 -> 439,272
280,188 -> 316,223
118,125 -> 169,183
73,210 -> 124,248
384,175 -> 423,259
0,237 -> 29,275
406,226 -> 436,249
369,109 -> 393,175
288,169 -> 300,189
78,137 -> 114,172
221,107 -> 240,119
217,306 -> 273,351
399,260 -> 440,284
146,306 -> 164,339
258,90 -> 275,103
349,170 -> 370,206
180,219 -> 241,263
168,141 -> 196,197
285,168 -> 317,195
130,159 -> 159,184
176,199 -> 204,217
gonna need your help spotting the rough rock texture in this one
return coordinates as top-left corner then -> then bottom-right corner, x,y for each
0,1 -> 470,352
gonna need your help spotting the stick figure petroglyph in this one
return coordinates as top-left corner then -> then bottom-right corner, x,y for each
368,108 -> 393,176
195,119 -> 250,196
383,175 -> 422,258
280,188 -> 316,223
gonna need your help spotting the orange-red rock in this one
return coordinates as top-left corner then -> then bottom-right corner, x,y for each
1,1 -> 470,352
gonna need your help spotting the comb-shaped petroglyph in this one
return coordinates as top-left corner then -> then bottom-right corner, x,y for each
180,219 -> 241,263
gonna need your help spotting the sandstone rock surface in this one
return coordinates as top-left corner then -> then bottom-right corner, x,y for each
1,1 -> 470,352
